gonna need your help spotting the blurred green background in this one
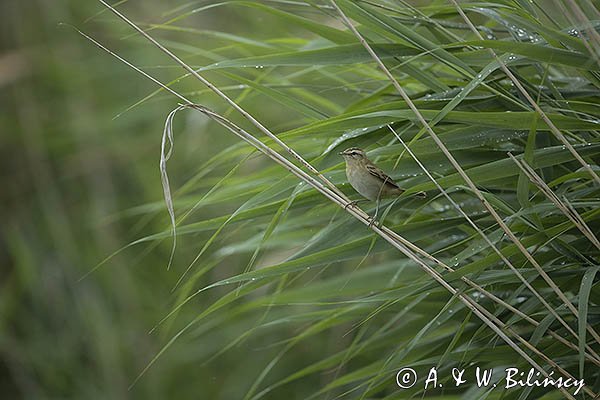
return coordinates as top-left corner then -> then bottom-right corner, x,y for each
3,2 -> 355,398
2,1 -> 599,399
1,1 -> 225,398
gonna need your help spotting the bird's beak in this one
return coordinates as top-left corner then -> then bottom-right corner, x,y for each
339,151 -> 344,156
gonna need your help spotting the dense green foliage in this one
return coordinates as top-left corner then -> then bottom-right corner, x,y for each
2,1 -> 599,399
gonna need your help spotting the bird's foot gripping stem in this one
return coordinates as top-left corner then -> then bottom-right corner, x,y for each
367,216 -> 382,229
344,199 -> 366,210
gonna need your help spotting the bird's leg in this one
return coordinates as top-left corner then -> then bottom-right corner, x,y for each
368,183 -> 388,228
368,198 -> 381,228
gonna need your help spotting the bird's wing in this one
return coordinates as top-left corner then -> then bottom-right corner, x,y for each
366,163 -> 400,188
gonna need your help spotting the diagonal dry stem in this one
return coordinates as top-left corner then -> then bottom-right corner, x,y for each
468,297 -> 594,398
96,0 -> 346,200
559,0 -> 600,66
463,277 -> 600,366
389,125 -> 600,362
330,0 -> 600,345
161,103 -> 553,393
80,10 -> 594,389
392,210 -> 600,366
447,0 -> 600,186
448,0 -> 600,345
509,153 -> 600,250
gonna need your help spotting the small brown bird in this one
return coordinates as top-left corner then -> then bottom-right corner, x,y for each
340,147 -> 426,223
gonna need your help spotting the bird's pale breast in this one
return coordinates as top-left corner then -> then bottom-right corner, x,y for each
346,163 -> 385,201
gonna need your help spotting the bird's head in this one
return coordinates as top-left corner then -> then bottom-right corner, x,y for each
339,147 -> 367,161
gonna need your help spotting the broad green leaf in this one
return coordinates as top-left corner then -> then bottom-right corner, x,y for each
201,43 -> 421,69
